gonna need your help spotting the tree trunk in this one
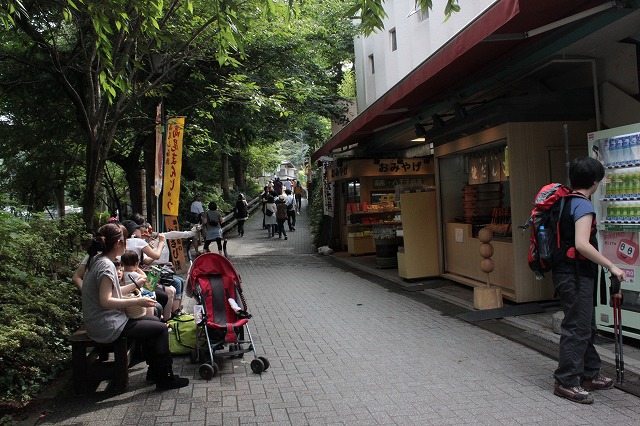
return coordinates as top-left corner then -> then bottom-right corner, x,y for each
221,152 -> 230,199
123,163 -> 142,217
54,183 -> 66,217
143,130 -> 158,228
83,162 -> 102,232
231,153 -> 245,191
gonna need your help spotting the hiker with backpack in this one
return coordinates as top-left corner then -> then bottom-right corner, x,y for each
203,201 -> 224,254
534,157 -> 625,404
264,195 -> 277,238
275,194 -> 289,240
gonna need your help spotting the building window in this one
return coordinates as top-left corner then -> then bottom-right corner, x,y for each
368,54 -> 375,74
389,28 -> 397,51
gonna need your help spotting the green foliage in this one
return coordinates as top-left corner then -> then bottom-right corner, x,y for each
0,213 -> 85,407
307,170 -> 325,247
338,67 -> 356,99
349,0 -> 460,34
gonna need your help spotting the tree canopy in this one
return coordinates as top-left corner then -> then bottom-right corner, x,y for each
0,0 -> 458,229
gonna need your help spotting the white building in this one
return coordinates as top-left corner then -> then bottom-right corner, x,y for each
257,161 -> 297,187
354,0 -> 498,110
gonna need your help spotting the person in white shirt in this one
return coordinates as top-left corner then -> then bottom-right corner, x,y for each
190,194 -> 204,255
284,178 -> 293,192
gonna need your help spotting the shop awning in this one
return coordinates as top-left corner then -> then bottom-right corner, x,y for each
311,0 -> 610,162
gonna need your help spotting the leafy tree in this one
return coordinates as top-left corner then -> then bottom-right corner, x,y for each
0,0 -> 294,229
0,0 -> 457,229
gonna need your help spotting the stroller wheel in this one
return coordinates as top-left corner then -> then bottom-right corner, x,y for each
250,358 -> 265,374
258,356 -> 270,371
190,349 -> 198,364
199,362 -> 218,380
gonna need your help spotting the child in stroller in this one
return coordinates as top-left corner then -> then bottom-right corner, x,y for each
186,252 -> 269,379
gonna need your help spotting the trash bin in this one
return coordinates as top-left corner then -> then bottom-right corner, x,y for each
374,237 -> 402,269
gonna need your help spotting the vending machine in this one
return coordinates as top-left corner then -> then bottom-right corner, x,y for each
589,123 -> 640,339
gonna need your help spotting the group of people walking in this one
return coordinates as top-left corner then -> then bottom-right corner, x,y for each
261,183 -> 299,239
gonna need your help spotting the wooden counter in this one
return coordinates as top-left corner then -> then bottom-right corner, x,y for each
445,223 -> 515,297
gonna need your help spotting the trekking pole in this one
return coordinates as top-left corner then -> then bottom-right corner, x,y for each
610,275 -> 621,383
617,296 -> 625,383
613,297 -> 621,383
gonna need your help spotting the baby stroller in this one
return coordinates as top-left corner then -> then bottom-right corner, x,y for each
186,252 -> 269,379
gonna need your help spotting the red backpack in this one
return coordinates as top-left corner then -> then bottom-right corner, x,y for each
521,183 -> 588,278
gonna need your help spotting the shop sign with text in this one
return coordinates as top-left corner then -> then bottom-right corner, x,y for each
328,158 -> 433,181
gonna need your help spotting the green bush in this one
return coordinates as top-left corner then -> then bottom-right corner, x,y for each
0,213 -> 86,408
307,175 -> 325,247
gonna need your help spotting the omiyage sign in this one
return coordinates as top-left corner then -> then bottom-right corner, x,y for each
162,117 -> 185,216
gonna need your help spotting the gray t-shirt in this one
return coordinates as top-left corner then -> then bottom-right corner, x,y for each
82,255 -> 128,343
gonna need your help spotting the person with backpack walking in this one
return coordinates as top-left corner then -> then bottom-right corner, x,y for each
284,189 -> 296,231
551,156 -> 625,404
294,181 -> 304,212
235,193 -> 249,237
203,201 -> 224,254
275,194 -> 289,239
264,195 -> 277,238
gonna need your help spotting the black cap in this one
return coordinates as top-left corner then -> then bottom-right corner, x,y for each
121,220 -> 142,238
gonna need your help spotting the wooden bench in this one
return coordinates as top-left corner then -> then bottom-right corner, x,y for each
69,327 -> 130,394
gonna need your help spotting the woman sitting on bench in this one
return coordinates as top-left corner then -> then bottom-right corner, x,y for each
82,222 -> 189,390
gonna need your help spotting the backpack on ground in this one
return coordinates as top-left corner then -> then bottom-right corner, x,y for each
167,314 -> 197,355
521,183 -> 588,277
276,202 -> 288,220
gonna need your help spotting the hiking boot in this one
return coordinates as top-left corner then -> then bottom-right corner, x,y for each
582,374 -> 614,390
553,382 -> 594,404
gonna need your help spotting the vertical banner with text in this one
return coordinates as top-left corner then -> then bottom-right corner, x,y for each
162,117 -> 185,216
164,216 -> 188,274
321,160 -> 334,217
154,103 -> 164,197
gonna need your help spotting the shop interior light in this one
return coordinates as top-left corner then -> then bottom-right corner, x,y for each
413,123 -> 427,142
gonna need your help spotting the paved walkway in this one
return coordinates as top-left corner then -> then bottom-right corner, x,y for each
32,201 -> 640,425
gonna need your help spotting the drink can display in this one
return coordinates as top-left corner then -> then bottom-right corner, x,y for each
624,173 -> 632,198
632,171 -> 640,197
623,136 -> 632,166
606,203 -> 614,222
617,137 -> 625,166
614,171 -> 623,198
631,134 -> 640,165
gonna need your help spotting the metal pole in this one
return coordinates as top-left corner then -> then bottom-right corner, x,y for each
563,124 -> 570,186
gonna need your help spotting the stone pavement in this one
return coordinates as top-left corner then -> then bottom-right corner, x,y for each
32,200 -> 640,425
